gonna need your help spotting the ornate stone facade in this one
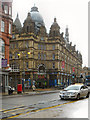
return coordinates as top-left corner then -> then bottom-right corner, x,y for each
9,6 -> 83,89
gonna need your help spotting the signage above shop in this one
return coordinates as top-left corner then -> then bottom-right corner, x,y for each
72,67 -> 75,72
2,59 -> 7,68
62,61 -> 65,69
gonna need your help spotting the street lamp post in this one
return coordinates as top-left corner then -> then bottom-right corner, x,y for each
18,51 -> 31,92
22,51 -> 25,92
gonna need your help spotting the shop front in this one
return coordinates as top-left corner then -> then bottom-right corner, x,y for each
35,74 -> 47,88
49,73 -> 57,87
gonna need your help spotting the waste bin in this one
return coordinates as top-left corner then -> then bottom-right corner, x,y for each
17,84 -> 22,94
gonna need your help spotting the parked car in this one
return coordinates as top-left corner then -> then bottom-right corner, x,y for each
59,84 -> 89,100
88,86 -> 90,93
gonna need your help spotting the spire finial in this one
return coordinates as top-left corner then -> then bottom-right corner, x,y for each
54,18 -> 56,22
17,13 -> 19,18
65,25 -> 69,42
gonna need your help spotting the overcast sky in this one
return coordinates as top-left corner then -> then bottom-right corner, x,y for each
12,0 -> 89,67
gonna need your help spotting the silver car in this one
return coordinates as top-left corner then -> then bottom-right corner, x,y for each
59,84 -> 89,100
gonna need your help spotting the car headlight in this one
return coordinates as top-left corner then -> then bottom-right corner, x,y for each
60,91 -> 63,94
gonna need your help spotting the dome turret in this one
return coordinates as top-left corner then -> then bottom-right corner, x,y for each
24,12 -> 32,23
13,13 -> 22,33
30,5 -> 45,27
49,18 -> 60,37
22,12 -> 35,33
51,18 -> 60,28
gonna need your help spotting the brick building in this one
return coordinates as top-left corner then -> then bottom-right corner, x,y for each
0,0 -> 13,92
9,5 -> 83,89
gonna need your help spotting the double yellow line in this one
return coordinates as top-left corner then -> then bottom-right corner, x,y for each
2,100 -> 79,119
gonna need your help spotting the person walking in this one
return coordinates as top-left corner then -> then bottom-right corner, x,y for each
32,84 -> 36,91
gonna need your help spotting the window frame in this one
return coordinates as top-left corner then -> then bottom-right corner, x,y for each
1,20 -> 5,32
9,23 -> 11,34
52,63 -> 55,69
4,5 -> 8,14
9,6 -> 12,15
52,54 -> 55,60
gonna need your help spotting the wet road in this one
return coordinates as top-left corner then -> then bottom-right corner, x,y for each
0,92 -> 89,119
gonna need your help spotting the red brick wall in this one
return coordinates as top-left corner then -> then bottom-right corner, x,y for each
0,0 -> 12,68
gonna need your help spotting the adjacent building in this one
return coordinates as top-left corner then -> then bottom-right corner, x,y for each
9,5 -> 83,89
83,67 -> 90,84
0,0 -> 13,92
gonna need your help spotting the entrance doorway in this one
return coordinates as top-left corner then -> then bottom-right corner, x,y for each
49,74 -> 57,87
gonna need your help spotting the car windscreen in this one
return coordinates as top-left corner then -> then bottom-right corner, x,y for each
65,85 -> 80,90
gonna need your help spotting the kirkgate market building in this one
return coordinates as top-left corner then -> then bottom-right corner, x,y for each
9,5 -> 83,89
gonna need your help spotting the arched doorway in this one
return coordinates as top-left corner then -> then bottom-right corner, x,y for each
36,64 -> 47,88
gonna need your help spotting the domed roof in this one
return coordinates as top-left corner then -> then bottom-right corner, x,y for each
30,5 -> 45,26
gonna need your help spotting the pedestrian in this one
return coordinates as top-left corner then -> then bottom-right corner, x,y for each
45,81 -> 47,88
32,85 -> 35,91
8,86 -> 11,95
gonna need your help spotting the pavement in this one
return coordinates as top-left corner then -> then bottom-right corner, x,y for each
0,88 -> 60,97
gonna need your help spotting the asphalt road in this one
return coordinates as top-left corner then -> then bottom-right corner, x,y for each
0,92 -> 89,119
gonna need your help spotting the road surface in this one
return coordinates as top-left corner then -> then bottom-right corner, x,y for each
0,92 -> 89,119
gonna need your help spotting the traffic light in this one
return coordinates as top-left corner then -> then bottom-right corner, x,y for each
72,73 -> 75,78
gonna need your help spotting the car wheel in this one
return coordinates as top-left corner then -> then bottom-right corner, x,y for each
77,94 -> 80,100
61,97 -> 64,100
86,93 -> 89,98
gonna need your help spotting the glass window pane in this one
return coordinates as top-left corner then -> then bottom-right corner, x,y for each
53,54 -> 55,60
9,23 -> 11,34
41,53 -> 43,60
9,6 -> 11,15
53,63 -> 55,69
38,44 -> 40,49
1,21 -> 5,32
2,40 -> 5,54
53,45 -> 55,50
38,53 -> 40,59
4,6 -> 8,14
